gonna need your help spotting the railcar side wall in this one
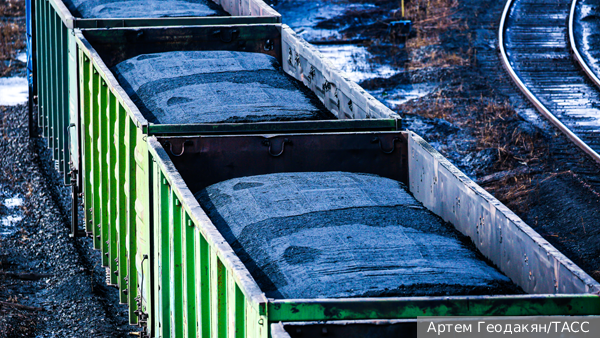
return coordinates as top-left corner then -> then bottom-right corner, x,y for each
147,137 -> 269,338
407,132 -> 600,295
281,26 -> 395,120
27,0 -> 281,185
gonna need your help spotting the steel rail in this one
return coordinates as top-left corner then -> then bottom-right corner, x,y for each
569,0 -> 600,90
498,0 -> 600,165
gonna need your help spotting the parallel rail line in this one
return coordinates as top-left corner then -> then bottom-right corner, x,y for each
499,0 -> 600,165
569,0 -> 600,90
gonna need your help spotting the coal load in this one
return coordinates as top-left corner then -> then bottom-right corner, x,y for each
63,0 -> 227,19
113,51 -> 332,124
196,172 -> 520,299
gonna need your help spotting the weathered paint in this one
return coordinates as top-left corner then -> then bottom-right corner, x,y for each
267,295 -> 600,322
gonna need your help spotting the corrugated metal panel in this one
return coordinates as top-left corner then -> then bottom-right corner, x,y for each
148,137 -> 268,338
29,0 -> 283,185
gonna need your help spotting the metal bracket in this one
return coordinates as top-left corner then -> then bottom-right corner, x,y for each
165,140 -> 192,157
213,28 -> 239,43
262,138 -> 292,157
371,136 -> 400,154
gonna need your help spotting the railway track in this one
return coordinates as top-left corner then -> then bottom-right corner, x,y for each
499,0 -> 600,164
569,0 -> 600,90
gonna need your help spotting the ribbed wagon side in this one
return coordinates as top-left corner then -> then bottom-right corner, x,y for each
25,0 -> 282,185
72,23 -> 401,326
143,130 -> 600,338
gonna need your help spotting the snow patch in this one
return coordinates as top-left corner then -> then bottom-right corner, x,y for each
17,52 -> 27,64
4,197 -> 23,208
315,44 -> 400,83
0,77 -> 28,106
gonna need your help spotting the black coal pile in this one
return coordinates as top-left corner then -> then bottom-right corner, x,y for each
196,171 -> 521,299
62,0 -> 227,19
113,51 -> 333,124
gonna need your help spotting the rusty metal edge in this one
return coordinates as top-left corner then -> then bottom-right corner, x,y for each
498,0 -> 600,165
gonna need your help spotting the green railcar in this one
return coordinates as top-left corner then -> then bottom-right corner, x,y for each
142,131 -> 600,338
26,0 -> 281,184
73,24 -> 401,326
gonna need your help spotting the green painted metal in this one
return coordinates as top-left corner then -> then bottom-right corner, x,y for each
91,67 -> 101,250
78,46 -> 142,322
147,140 -> 271,338
116,103 -> 128,303
108,92 -> 118,285
30,0 -> 282,186
79,52 -> 92,234
183,213 -> 197,338
99,80 -> 109,267
126,117 -> 139,324
267,295 -> 600,322
170,191 -> 184,338
34,0 -> 71,183
198,233 -> 211,338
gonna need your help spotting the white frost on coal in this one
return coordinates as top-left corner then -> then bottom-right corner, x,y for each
196,172 -> 516,299
0,77 -> 28,106
114,51 -> 328,124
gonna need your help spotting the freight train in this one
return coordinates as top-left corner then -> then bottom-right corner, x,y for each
25,0 -> 600,337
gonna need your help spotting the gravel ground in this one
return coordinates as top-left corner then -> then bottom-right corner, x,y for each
0,104 -> 136,337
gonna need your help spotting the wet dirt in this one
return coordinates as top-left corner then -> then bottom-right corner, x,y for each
196,172 -> 521,299
62,0 -> 227,19
276,0 -> 600,283
114,51 -> 332,124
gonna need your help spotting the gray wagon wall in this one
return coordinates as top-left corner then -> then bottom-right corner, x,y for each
281,26 -> 397,120
407,132 -> 600,295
